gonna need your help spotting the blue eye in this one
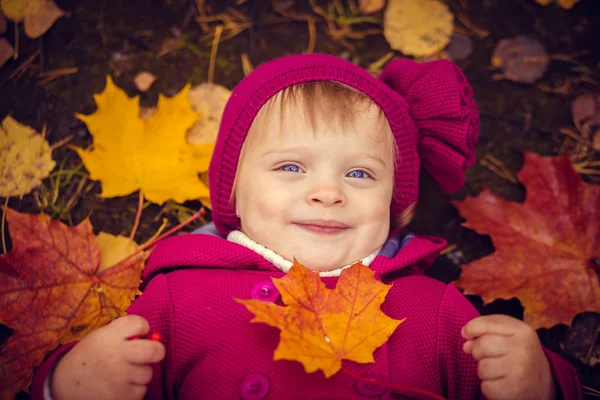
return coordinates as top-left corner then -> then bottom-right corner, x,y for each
347,170 -> 371,179
279,164 -> 302,173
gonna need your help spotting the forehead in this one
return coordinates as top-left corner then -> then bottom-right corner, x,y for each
247,89 -> 392,152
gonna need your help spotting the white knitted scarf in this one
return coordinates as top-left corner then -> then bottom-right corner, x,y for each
227,230 -> 380,277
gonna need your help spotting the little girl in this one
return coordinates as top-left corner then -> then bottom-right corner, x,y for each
32,54 -> 581,399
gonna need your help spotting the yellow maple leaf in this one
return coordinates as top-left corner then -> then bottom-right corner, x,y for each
383,0 -> 454,57
0,0 -> 65,38
533,0 -> 581,8
0,116 -> 56,197
236,261 -> 404,378
75,77 -> 214,204
0,208 -> 144,399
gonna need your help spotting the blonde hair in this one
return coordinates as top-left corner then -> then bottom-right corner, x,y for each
229,80 -> 399,206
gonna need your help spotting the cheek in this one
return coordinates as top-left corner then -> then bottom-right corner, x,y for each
242,181 -> 290,219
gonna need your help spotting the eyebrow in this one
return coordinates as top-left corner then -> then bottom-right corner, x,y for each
262,148 -> 388,167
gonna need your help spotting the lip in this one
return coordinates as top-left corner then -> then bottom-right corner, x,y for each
294,220 -> 350,235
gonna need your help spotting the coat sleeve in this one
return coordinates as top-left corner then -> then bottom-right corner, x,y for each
436,283 -> 482,399
437,284 -> 582,400
125,273 -> 177,400
30,273 -> 176,400
542,348 -> 582,400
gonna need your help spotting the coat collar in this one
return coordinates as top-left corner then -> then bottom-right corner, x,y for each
141,229 -> 447,289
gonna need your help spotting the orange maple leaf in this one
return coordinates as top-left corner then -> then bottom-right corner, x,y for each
236,260 -> 404,378
452,152 -> 600,329
0,208 -> 144,400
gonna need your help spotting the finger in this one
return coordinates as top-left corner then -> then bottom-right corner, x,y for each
462,315 -> 522,340
477,356 -> 508,381
469,334 -> 509,361
123,340 -> 166,364
128,365 -> 154,385
110,315 -> 150,339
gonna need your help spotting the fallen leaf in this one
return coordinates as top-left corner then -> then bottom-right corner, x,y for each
23,0 -> 65,38
0,116 -> 55,198
572,93 -> 600,151
0,37 -> 13,68
446,33 -> 472,61
452,152 -> 600,329
186,82 -> 231,145
74,76 -> 214,204
491,36 -> 549,84
236,261 -> 404,377
0,0 -> 65,38
558,0 -> 581,8
383,0 -> 453,57
534,0 -> 581,8
271,0 -> 294,13
358,0 -> 386,14
0,208 -> 144,400
561,312 -> 600,367
134,71 -> 157,92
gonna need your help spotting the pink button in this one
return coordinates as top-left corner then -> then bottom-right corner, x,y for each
354,378 -> 388,397
250,281 -> 280,302
239,373 -> 270,400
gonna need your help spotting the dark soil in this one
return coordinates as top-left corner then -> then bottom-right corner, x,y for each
1,0 -> 599,397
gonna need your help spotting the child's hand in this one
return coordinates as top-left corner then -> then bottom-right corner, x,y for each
51,315 -> 165,400
462,315 -> 557,400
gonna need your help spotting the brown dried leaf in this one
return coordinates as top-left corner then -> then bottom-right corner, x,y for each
446,33 -> 472,61
561,312 -> 600,367
491,36 -> 549,84
23,0 -> 66,39
358,0 -> 386,14
572,93 -> 600,149
134,71 -> 157,92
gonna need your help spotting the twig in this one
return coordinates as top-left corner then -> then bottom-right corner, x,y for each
114,208 -> 206,269
559,127 -> 590,147
9,48 -> 40,80
59,176 -> 88,220
306,18 -> 316,54
455,12 -> 489,38
584,322 -> 600,364
1,198 -> 8,254
207,24 -> 223,85
480,154 -> 518,183
550,50 -> 590,61
38,67 -> 78,85
50,135 -> 74,151
440,244 -> 457,256
583,385 -> 600,396
130,192 -> 144,240
367,52 -> 394,74
13,21 -> 18,59
240,52 -> 254,76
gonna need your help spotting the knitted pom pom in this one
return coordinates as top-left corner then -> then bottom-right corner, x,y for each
380,58 -> 479,192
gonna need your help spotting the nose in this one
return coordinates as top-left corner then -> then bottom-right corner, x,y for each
307,179 -> 346,207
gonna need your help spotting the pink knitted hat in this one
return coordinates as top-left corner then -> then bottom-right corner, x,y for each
208,53 -> 479,237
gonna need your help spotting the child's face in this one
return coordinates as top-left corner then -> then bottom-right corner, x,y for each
235,97 -> 395,272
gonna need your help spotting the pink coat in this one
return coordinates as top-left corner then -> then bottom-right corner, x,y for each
32,233 -> 581,400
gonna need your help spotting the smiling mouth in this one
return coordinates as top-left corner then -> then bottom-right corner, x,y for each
294,223 -> 349,235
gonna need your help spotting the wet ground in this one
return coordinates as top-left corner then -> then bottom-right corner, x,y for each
1,0 -> 599,397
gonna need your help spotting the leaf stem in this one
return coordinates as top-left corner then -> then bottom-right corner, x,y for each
129,191 -> 144,240
340,366 -> 446,400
